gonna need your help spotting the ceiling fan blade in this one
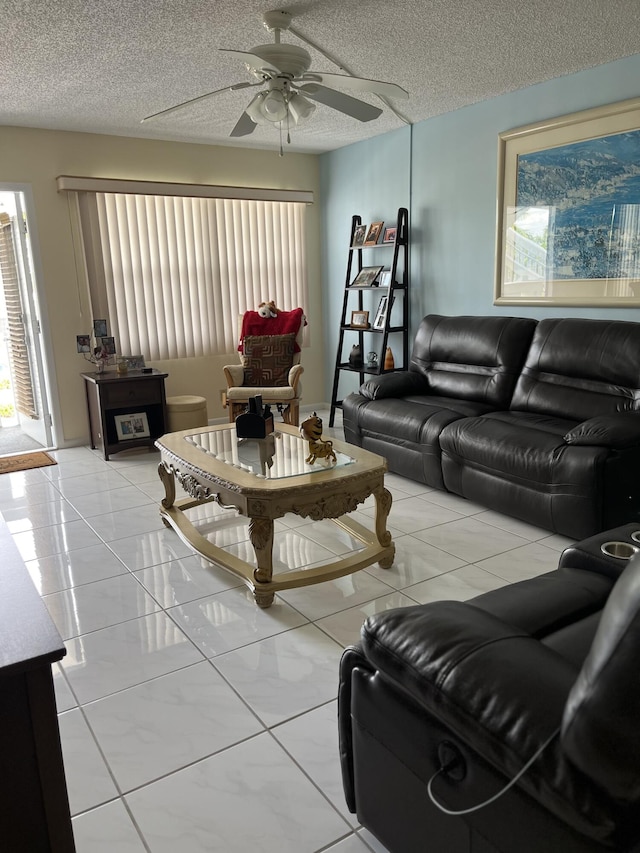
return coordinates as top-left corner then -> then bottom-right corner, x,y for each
297,84 -> 382,122
230,112 -> 258,137
300,72 -> 408,101
141,81 -> 259,123
219,48 -> 281,76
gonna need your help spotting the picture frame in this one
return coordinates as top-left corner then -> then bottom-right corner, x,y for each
120,354 -> 146,370
93,318 -> 108,338
350,265 -> 384,287
350,310 -> 370,328
352,224 -> 367,247
101,336 -> 116,355
378,271 -> 392,288
364,221 -> 384,246
496,96 -> 640,306
382,226 -> 397,244
372,295 -> 389,330
114,411 -> 150,441
76,334 -> 90,353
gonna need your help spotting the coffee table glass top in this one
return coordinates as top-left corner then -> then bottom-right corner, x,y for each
184,428 -> 354,480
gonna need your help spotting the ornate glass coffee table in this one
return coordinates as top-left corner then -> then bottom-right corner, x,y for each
156,423 -> 394,607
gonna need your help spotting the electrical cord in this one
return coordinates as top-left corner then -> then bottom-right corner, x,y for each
427,728 -> 561,816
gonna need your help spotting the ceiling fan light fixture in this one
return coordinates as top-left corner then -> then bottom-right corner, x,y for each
245,92 -> 270,125
261,88 -> 288,122
288,92 -> 316,125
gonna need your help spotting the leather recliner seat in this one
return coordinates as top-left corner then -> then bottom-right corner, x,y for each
338,524 -> 640,853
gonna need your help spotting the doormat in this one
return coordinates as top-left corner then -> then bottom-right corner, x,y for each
0,451 -> 57,475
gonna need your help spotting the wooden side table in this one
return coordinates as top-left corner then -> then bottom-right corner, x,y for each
82,369 -> 168,460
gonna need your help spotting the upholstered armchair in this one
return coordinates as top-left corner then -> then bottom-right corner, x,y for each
223,308 -> 305,426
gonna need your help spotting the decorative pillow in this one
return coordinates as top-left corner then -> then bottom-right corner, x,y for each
242,334 -> 296,387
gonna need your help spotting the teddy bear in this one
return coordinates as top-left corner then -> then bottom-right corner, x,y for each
257,300 -> 279,319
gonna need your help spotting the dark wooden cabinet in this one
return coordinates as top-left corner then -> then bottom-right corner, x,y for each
82,369 -> 168,459
0,523 -> 75,852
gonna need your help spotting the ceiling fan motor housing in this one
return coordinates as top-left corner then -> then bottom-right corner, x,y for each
247,44 -> 312,79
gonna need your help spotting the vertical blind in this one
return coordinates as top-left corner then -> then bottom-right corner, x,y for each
79,192 -> 308,360
0,214 -> 37,418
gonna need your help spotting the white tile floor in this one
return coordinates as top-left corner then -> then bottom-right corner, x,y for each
2,409 -> 574,853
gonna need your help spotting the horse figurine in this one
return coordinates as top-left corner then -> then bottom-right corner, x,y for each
300,413 -> 337,465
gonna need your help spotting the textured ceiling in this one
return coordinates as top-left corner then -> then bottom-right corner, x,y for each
1,0 -> 640,154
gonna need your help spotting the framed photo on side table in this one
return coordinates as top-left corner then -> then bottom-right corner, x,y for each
120,354 -> 146,370
114,412 -> 150,441
350,310 -> 370,328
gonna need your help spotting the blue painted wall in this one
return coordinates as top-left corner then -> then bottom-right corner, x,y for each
319,53 -> 640,401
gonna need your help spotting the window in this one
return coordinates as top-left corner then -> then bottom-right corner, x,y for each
67,180 -> 310,360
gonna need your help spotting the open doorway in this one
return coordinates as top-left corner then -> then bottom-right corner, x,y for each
0,189 -> 54,456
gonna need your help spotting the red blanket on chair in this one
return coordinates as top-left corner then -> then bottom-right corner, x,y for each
238,307 -> 305,352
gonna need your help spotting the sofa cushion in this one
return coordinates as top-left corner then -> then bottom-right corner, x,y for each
345,395 -> 495,445
511,318 -> 640,420
409,314 -> 537,407
440,410 -> 592,484
440,411 -> 614,537
242,333 -> 295,386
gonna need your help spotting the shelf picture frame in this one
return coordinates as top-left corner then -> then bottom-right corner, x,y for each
496,96 -> 640,306
378,271 -> 392,288
114,411 -> 150,441
372,296 -> 389,330
382,226 -> 397,244
350,265 -> 383,287
364,221 -> 384,246
352,224 -> 367,247
350,310 -> 370,328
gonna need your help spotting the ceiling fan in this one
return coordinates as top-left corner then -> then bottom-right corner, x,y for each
142,9 -> 409,141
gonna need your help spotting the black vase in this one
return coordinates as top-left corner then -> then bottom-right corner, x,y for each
348,344 -> 362,367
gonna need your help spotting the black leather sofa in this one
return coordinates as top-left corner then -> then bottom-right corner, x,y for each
342,315 -> 640,539
338,524 -> 640,853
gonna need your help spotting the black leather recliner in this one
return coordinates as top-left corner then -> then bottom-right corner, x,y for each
338,525 -> 640,853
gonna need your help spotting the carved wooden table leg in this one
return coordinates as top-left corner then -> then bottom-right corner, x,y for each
373,485 -> 395,569
249,517 -> 275,608
158,462 -> 176,526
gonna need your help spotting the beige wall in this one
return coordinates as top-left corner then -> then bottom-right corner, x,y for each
0,126 -> 323,446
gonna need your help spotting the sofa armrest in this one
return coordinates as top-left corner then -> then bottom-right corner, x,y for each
361,602 -> 575,773
360,371 -> 428,401
223,364 -> 245,388
288,363 -> 304,393
564,413 -> 640,448
357,601 -> 622,840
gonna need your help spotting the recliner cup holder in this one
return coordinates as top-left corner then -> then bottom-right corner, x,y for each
601,540 -> 639,560
631,531 -> 640,545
